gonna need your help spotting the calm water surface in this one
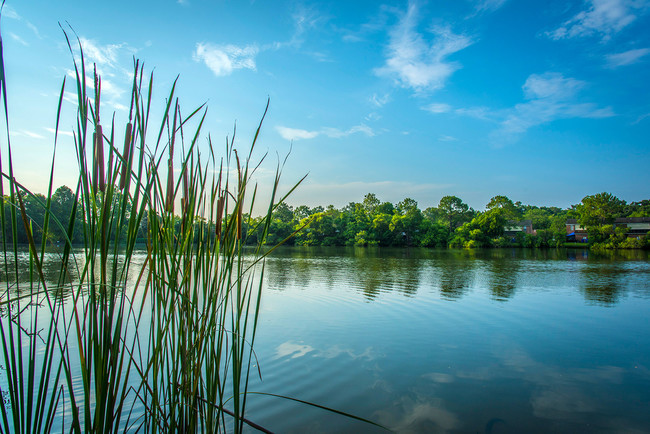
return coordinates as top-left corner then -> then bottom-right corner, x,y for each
245,247 -> 650,433
2,247 -> 649,433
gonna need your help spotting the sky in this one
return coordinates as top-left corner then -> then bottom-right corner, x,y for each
1,0 -> 649,212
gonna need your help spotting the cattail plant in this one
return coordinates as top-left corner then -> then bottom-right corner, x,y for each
0,19 -> 383,434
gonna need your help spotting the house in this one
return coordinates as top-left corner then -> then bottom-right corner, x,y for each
504,219 -> 536,236
615,217 -> 650,239
566,219 -> 588,242
566,217 -> 650,241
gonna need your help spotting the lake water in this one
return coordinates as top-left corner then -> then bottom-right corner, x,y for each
2,247 -> 650,433
244,247 -> 650,433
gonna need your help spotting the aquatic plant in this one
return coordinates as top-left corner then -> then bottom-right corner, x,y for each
0,21 -> 301,433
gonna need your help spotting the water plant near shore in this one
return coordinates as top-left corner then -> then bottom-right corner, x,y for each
0,21 -> 304,432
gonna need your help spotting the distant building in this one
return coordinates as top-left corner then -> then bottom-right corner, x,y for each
504,219 -> 536,236
616,217 -> 650,239
566,217 -> 650,242
566,219 -> 588,242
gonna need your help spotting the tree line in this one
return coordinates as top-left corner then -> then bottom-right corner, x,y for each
250,192 -> 650,249
4,187 -> 649,250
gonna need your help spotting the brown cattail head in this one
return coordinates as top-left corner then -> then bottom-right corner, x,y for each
181,165 -> 189,215
237,203 -> 242,241
92,132 -> 98,194
95,125 -> 105,193
215,195 -> 224,240
166,157 -> 174,213
119,122 -> 133,190
235,151 -> 243,240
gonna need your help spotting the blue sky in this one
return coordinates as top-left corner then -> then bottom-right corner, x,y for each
2,0 -> 649,212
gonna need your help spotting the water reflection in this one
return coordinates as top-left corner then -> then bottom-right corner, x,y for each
1,248 -> 147,304
262,247 -> 650,306
579,264 -> 625,306
485,251 -> 521,302
438,266 -> 472,300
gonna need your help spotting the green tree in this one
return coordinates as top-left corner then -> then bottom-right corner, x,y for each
362,193 -> 380,213
576,192 -> 626,243
437,195 -> 471,236
486,195 -> 521,221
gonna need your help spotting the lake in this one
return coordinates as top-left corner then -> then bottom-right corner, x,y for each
244,247 -> 650,433
2,246 -> 650,433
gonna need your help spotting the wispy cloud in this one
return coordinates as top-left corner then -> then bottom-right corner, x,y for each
498,72 -> 614,138
11,130 -> 45,140
78,37 -> 125,69
193,43 -> 259,77
474,0 -> 509,14
365,112 -> 382,122
454,106 -> 494,120
435,72 -> 615,143
370,93 -> 391,107
3,5 -> 41,38
269,5 -> 325,51
276,124 -> 375,141
438,135 -> 458,142
375,2 -> 472,92
547,0 -> 649,41
197,6 -> 326,78
606,47 -> 650,67
45,127 -> 74,138
275,126 -> 320,141
423,102 -> 452,113
9,32 -> 28,46
2,5 -> 21,19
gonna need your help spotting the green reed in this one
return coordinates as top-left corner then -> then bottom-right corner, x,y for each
0,20 -> 301,432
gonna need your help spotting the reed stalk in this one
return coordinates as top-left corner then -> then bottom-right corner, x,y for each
0,15 -> 385,433
0,20 -> 302,433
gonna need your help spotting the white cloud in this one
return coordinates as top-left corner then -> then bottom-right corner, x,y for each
365,112 -> 382,122
423,102 -> 452,113
522,73 -> 585,100
633,112 -> 650,123
322,124 -> 376,138
276,124 -> 375,141
106,101 -> 128,112
474,0 -> 509,13
79,37 -> 123,68
455,106 -> 494,120
193,42 -> 258,76
370,93 -> 391,107
9,32 -> 28,46
45,127 -> 74,138
2,5 -> 21,20
606,47 -> 650,67
11,130 -> 45,140
276,126 -> 320,141
375,3 -> 472,91
547,0 -> 649,41
438,135 -> 458,142
3,5 -> 41,37
498,72 -> 614,137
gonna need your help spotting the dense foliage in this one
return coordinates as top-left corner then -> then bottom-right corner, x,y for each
5,188 -> 649,250
247,192 -> 649,250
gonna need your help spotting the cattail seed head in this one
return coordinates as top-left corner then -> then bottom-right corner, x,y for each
166,158 -> 174,213
119,122 -> 133,190
95,125 -> 105,193
215,195 -> 224,240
